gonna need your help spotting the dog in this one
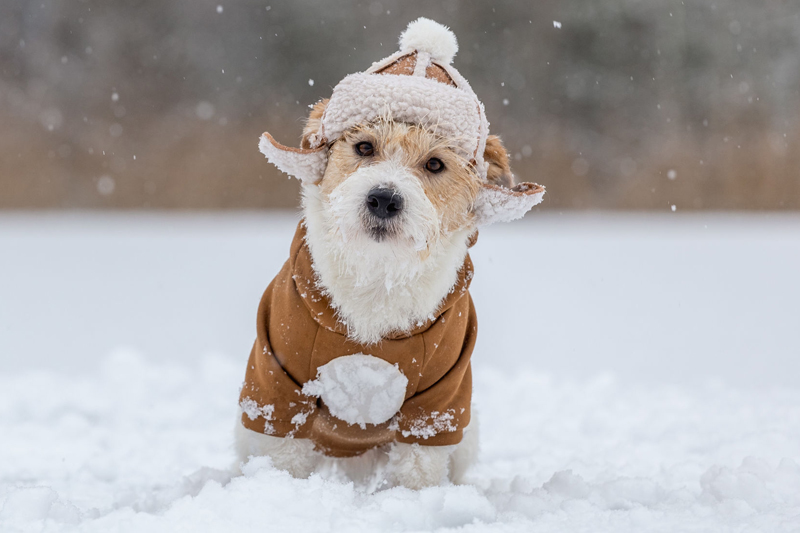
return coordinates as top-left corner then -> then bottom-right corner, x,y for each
234,18 -> 544,490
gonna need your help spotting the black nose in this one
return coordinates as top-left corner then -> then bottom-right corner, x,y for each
366,188 -> 403,219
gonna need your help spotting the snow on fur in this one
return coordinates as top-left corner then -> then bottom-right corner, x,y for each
302,354 -> 408,427
399,18 -> 459,65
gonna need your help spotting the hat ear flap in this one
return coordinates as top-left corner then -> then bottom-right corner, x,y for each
473,182 -> 546,226
258,99 -> 330,185
258,134 -> 327,185
472,135 -> 545,225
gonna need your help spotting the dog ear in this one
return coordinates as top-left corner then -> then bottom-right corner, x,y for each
483,135 -> 515,188
258,99 -> 329,185
472,135 -> 546,226
301,99 -> 329,149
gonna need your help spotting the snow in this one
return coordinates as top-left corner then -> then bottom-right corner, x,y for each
401,410 -> 457,440
2,350 -> 799,531
195,101 -> 215,120
1,212 -> 800,532
239,398 -> 275,434
302,354 -> 408,427
96,176 -> 115,196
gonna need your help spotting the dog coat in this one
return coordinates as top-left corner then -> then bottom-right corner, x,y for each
239,222 -> 475,457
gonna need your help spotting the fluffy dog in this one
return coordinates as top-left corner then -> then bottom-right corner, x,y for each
234,18 -> 544,490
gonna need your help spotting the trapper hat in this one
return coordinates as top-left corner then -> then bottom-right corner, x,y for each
259,17 -> 545,225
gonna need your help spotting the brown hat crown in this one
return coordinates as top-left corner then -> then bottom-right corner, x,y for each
375,52 -> 457,87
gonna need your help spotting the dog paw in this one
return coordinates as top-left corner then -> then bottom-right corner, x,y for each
387,442 -> 455,490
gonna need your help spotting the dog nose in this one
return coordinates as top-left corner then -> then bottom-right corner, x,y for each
366,188 -> 403,219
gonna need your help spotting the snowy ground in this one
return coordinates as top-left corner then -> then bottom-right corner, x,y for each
1,211 -> 799,532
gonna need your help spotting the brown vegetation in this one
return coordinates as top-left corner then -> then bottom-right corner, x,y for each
1,0 -> 798,210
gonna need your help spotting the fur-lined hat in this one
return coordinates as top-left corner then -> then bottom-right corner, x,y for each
259,17 -> 545,225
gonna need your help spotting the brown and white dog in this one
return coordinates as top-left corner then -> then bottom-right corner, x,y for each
234,18 -> 544,490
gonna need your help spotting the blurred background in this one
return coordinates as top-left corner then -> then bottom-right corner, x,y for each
2,0 -> 799,211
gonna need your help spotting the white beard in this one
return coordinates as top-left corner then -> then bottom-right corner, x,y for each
301,161 -> 472,345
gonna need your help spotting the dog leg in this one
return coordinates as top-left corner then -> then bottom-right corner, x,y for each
448,415 -> 479,484
386,442 -> 456,489
233,418 -> 319,478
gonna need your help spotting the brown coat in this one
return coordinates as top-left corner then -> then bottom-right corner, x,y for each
239,222 -> 475,457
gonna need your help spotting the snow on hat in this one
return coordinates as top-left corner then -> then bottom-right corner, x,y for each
259,17 -> 545,225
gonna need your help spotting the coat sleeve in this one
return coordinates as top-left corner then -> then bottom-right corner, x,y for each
238,263 -> 318,439
395,296 -> 476,446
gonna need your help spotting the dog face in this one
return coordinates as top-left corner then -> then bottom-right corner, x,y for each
298,100 -> 518,343
304,100 -> 514,256
319,120 -> 481,252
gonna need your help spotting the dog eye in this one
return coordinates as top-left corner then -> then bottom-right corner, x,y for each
354,141 -> 374,157
425,158 -> 445,173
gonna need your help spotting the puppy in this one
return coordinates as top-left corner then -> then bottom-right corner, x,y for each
234,18 -> 544,490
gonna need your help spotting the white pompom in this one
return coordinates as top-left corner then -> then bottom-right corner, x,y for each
399,17 -> 458,65
302,354 -> 408,428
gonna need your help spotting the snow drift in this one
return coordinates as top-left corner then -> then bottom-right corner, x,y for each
1,350 -> 799,532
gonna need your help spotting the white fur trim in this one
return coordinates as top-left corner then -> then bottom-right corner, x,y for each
258,133 -> 326,184
318,73 -> 484,172
301,354 -> 408,427
412,51 -> 432,77
473,182 -> 546,226
399,18 -> 458,65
